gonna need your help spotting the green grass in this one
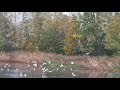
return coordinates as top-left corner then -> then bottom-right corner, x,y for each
112,65 -> 120,71
42,60 -> 81,69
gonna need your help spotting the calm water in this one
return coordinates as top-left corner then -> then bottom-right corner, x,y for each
0,62 -> 119,78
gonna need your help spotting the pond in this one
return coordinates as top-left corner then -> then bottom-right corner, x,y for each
0,62 -> 119,78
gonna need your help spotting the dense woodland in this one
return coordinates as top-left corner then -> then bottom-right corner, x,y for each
0,12 -> 120,56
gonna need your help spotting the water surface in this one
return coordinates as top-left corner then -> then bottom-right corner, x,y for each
0,62 -> 118,78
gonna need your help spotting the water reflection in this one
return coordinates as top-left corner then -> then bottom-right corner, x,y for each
0,62 -> 119,78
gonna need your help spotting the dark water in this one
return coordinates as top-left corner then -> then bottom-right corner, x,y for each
0,62 -> 119,78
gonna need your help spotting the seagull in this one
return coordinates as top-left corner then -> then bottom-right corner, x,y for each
42,63 -> 46,65
31,61 -> 37,64
5,64 -> 8,66
71,62 -> 74,64
1,68 -> 3,71
33,63 -> 37,67
48,71 -> 52,73
42,68 -> 46,71
7,69 -> 10,71
72,72 -> 77,77
33,68 -> 36,71
20,72 -> 23,77
28,64 -> 30,67
16,68 -> 19,71
24,74 -> 27,77
85,52 -> 90,55
4,64 -> 9,68
60,64 -> 63,67
92,64 -> 97,67
44,69 -> 48,72
85,51 -> 92,55
94,64 -> 97,67
56,68 -> 59,71
48,61 -> 51,64
8,65 -> 10,67
71,68 -> 73,71
42,68 -> 48,72
4,65 -> 6,68
63,68 -> 65,71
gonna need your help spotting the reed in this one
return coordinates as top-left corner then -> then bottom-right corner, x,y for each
0,51 -> 120,70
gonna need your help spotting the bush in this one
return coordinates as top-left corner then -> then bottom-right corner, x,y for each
38,29 -> 65,54
2,41 -> 13,52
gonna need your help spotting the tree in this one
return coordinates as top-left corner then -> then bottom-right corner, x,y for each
0,12 -> 14,52
80,12 -> 96,53
80,12 -> 110,55
38,12 -> 65,54
63,15 -> 82,55
105,13 -> 120,55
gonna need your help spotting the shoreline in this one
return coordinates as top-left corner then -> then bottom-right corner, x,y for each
0,51 -> 120,71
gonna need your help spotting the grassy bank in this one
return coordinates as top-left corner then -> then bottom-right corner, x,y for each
0,51 -> 120,71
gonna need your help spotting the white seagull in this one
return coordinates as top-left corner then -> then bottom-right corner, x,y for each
42,68 -> 48,72
48,61 -> 51,64
7,69 -> 10,71
4,65 -> 6,68
24,74 -> 27,77
28,64 -> 30,67
63,68 -> 65,71
48,71 -> 52,73
92,64 -> 97,67
16,68 -> 19,71
33,63 -> 37,67
20,72 -> 23,77
31,61 -> 37,64
60,64 -> 63,67
33,68 -> 36,71
8,65 -> 10,67
42,63 -> 46,65
71,62 -> 74,64
72,72 -> 77,77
